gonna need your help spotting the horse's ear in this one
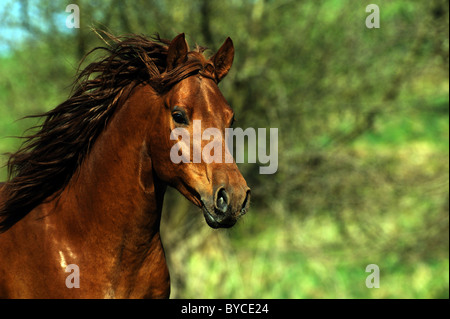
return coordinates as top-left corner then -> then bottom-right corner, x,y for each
166,33 -> 189,71
210,37 -> 234,83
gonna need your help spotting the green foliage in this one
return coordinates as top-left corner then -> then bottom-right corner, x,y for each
1,0 -> 448,298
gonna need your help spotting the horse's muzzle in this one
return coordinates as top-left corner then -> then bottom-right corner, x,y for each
201,187 -> 251,229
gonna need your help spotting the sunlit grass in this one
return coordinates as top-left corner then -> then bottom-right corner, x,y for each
179,210 -> 448,298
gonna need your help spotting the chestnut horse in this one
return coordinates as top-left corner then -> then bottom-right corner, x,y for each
0,33 -> 250,298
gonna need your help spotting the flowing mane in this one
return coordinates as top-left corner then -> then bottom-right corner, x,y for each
0,32 -> 215,233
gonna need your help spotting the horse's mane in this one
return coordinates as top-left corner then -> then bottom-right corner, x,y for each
0,32 -> 212,233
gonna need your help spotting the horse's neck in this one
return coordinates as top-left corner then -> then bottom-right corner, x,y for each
48,86 -> 169,296
66,85 -> 162,236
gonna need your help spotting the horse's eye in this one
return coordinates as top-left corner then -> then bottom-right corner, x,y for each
172,112 -> 188,125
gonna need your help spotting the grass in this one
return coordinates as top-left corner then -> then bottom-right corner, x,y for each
177,211 -> 448,299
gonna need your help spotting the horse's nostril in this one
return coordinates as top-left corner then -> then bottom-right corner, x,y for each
240,189 -> 251,215
215,188 -> 229,214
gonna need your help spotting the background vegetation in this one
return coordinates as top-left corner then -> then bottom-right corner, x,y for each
0,0 -> 448,298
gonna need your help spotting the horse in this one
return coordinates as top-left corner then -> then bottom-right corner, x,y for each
0,32 -> 250,298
